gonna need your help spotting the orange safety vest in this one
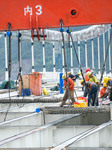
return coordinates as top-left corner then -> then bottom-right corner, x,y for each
100,87 -> 107,98
85,74 -> 90,81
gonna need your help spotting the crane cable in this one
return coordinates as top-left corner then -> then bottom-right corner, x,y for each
68,30 -> 85,82
60,19 -> 70,104
66,28 -> 78,98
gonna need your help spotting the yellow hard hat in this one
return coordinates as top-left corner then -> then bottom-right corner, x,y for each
78,72 -> 81,75
62,74 -> 66,79
103,83 -> 107,87
103,77 -> 109,83
68,72 -> 71,75
80,80 -> 84,85
86,71 -> 91,77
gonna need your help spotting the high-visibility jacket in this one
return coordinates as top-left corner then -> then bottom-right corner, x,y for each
64,78 -> 74,90
85,74 -> 90,81
100,87 -> 107,98
89,76 -> 99,85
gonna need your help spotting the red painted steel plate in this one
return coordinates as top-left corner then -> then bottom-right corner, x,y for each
0,0 -> 112,31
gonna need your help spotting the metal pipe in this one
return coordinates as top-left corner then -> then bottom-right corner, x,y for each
0,114 -> 80,146
0,112 -> 37,126
31,38 -> 35,72
52,120 -> 112,150
108,29 -> 111,75
4,32 -> 8,81
43,41 -> 46,72
97,35 -> 100,74
91,39 -> 94,69
78,40 -> 80,72
53,42 -> 56,72
85,40 -> 88,68
103,32 -> 106,74
70,41 -> 73,74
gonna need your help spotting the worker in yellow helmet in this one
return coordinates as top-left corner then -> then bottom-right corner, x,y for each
68,71 -> 81,86
100,83 -> 108,98
103,77 -> 112,86
60,74 -> 76,107
103,77 -> 112,101
86,71 -> 99,86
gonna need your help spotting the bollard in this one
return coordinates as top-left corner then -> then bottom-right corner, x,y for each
60,72 -> 64,94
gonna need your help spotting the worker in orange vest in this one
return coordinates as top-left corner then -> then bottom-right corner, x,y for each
60,74 -> 76,107
85,68 -> 91,81
80,80 -> 99,106
100,83 -> 108,98
86,71 -> 99,86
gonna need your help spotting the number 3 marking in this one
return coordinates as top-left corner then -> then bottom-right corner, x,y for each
35,5 -> 42,15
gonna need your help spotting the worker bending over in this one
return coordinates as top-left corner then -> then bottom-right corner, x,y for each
68,72 -> 81,86
80,80 -> 99,106
60,74 -> 76,107
86,71 -> 99,85
100,83 -> 108,98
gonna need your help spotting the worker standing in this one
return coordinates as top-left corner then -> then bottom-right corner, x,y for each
85,68 -> 91,81
68,72 -> 81,86
80,80 -> 99,106
86,71 -> 99,85
100,83 -> 108,98
60,74 -> 76,107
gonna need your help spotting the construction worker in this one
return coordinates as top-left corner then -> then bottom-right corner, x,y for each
100,83 -> 108,98
60,74 -> 76,107
86,71 -> 99,85
85,68 -> 91,81
103,77 -> 112,101
80,80 -> 99,106
103,77 -> 112,86
68,72 -> 81,86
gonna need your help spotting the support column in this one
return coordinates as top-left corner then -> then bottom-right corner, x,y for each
85,40 -> 88,68
53,42 -> 56,72
91,39 -> 94,70
70,41 -> 73,74
78,41 -> 80,72
62,42 -> 65,73
4,32 -> 8,80
97,35 -> 100,74
108,29 -> 111,75
31,38 -> 35,72
103,33 -> 106,75
43,41 -> 46,72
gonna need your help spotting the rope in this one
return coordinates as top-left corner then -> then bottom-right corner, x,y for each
69,32 -> 85,82
60,19 -> 70,103
66,28 -> 78,99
